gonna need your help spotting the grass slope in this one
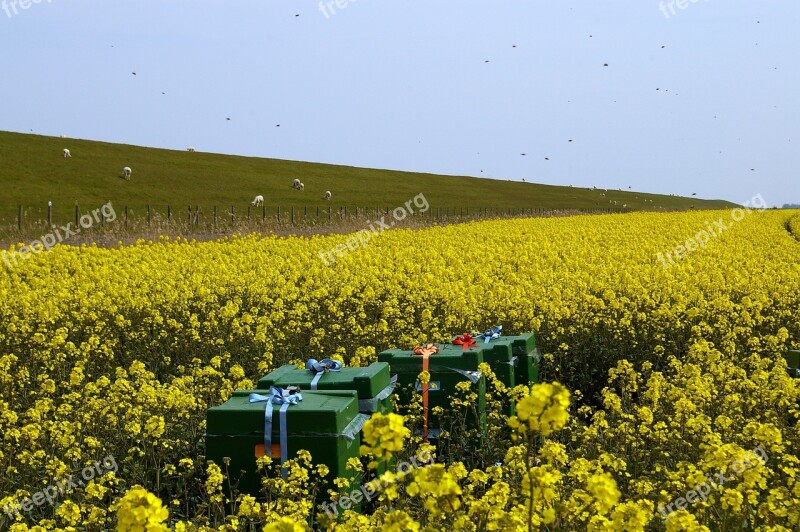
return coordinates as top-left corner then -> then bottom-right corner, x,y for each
0,130 -> 736,222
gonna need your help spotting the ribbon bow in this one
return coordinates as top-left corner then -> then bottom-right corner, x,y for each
249,387 -> 302,479
306,358 -> 343,373
479,325 -> 503,344
412,344 -> 440,356
452,333 -> 477,351
306,358 -> 343,389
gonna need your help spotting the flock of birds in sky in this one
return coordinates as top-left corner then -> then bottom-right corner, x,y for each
54,13 -> 774,203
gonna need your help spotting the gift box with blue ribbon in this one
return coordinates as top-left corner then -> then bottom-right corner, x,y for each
257,361 -> 395,416
378,345 -> 486,442
206,388 -> 367,500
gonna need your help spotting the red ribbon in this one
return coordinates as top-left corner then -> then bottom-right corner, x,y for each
452,333 -> 477,351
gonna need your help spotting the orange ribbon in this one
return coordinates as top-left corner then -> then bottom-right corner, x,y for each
412,344 -> 440,441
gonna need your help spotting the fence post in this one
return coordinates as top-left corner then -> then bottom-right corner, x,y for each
194,205 -> 199,226
317,206 -> 320,218
247,206 -> 251,220
147,205 -> 151,227
262,205 -> 266,221
213,206 -> 217,228
278,206 -> 281,224
18,205 -> 22,231
167,205 -> 171,221
47,202 -> 52,227
291,206 -> 295,225
230,206 -> 234,224
125,205 -> 128,229
328,206 -> 331,220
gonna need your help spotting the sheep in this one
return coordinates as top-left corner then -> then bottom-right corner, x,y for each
63,148 -> 71,158
251,195 -> 264,206
122,167 -> 132,180
292,178 -> 302,189
323,191 -> 331,200
298,182 -> 304,191
187,147 -> 196,152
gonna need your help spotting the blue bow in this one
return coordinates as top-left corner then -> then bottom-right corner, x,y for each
249,387 -> 302,479
479,325 -> 503,344
306,358 -> 343,390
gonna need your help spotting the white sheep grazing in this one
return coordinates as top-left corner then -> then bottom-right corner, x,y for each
252,195 -> 264,206
298,182 -> 304,191
122,166 -> 132,180
63,148 -> 71,158
292,178 -> 301,189
323,191 -> 331,200
187,147 -> 195,152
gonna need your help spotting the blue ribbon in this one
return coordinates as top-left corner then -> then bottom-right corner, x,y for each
249,387 -> 302,479
306,358 -> 343,390
479,325 -> 503,344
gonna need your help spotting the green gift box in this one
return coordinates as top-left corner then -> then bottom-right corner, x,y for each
784,350 -> 800,378
206,389 -> 367,500
257,362 -> 394,415
485,333 -> 541,385
378,346 -> 486,439
451,335 -> 517,415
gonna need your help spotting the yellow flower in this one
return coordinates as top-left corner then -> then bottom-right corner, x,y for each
381,510 -> 420,531
263,516 -> 306,531
360,412 -> 409,467
512,382 -> 571,436
113,487 -> 169,531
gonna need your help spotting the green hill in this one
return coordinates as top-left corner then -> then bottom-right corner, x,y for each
0,130 -> 736,223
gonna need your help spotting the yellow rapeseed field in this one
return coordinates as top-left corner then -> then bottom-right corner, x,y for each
1,209 -> 799,531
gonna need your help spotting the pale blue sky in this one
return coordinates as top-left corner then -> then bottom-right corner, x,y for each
1,1 -> 797,206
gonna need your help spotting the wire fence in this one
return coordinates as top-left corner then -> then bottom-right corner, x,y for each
0,203 -> 630,246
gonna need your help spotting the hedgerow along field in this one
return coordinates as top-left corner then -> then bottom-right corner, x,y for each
1,209 -> 799,530
0,130 -> 735,232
